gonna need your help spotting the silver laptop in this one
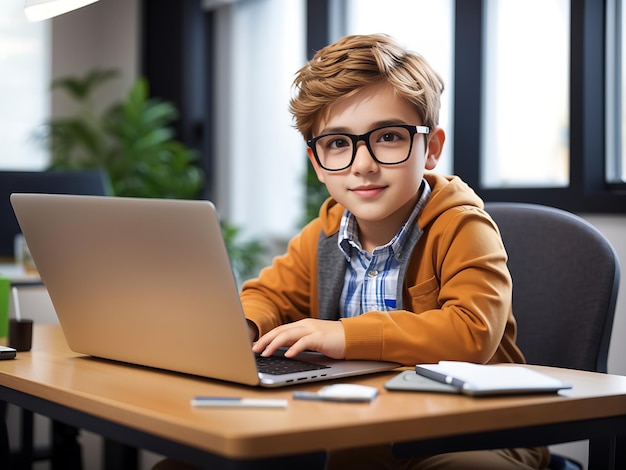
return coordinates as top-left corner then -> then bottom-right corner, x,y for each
11,193 -> 399,387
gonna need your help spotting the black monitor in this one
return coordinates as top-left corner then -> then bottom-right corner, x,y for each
0,170 -> 109,258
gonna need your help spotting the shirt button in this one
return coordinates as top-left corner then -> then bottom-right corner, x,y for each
368,270 -> 378,278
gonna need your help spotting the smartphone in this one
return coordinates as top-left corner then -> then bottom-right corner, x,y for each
0,345 -> 17,360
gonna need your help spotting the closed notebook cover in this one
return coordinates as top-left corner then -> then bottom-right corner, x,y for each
411,362 -> 572,396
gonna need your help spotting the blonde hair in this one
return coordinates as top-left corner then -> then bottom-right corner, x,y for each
289,34 -> 444,141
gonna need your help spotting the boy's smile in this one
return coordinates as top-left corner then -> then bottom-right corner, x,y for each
308,81 -> 445,250
350,184 -> 387,199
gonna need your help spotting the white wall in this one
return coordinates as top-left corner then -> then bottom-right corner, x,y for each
212,0 -> 306,241
50,0 -> 139,119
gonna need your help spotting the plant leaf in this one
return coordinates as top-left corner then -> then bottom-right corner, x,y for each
51,69 -> 119,102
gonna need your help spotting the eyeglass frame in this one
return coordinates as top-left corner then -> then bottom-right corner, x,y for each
307,124 -> 430,172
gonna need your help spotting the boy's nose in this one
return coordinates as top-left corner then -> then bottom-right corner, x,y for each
351,142 -> 378,174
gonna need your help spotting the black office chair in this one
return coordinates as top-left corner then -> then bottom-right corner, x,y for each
394,202 -> 620,470
484,202 -> 620,470
484,203 -> 619,374
1,169 -> 109,470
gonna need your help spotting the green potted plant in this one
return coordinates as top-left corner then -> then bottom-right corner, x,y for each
37,69 -> 204,199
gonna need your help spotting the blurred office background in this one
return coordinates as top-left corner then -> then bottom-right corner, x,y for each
1,0 -> 625,468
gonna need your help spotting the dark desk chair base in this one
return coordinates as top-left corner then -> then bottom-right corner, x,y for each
549,454 -> 583,470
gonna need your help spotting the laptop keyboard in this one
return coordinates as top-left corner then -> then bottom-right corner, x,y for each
256,354 -> 331,376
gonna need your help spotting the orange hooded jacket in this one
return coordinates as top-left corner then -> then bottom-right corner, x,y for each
241,173 -> 525,366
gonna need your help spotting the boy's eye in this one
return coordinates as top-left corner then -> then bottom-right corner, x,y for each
326,136 -> 351,150
376,130 -> 403,143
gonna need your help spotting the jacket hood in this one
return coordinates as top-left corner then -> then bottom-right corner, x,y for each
418,173 -> 484,228
317,173 -> 484,236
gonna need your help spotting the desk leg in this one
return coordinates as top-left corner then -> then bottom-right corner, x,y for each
589,435 -> 626,470
103,439 -> 138,470
20,408 -> 34,469
51,421 -> 82,470
1,401 -> 9,464
618,435 -> 626,470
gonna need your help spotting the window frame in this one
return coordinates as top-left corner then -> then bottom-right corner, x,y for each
454,0 -> 625,213
607,0 -> 626,187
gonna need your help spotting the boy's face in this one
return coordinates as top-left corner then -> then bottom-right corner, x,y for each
308,81 -> 444,238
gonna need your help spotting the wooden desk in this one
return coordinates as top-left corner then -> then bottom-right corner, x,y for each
1,325 -> 625,469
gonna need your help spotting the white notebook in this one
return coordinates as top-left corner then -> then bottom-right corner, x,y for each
385,362 -> 572,396
412,362 -> 572,396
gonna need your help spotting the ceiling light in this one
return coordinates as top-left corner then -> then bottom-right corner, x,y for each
24,0 -> 99,22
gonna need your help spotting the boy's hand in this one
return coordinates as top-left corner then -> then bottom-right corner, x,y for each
252,319 -> 346,360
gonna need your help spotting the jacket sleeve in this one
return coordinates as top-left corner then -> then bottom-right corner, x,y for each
340,206 -> 519,366
240,220 -> 320,338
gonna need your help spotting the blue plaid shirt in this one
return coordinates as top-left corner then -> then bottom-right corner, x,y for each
338,180 -> 431,318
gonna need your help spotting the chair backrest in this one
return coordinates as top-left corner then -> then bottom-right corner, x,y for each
484,202 -> 620,373
0,170 -> 109,257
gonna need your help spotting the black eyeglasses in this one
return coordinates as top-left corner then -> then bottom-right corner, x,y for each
307,124 -> 430,171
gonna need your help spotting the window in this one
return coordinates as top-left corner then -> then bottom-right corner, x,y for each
607,0 -> 626,184
210,0 -> 307,239
482,0 -> 570,188
454,0 -> 625,213
311,0 -> 624,212
0,3 -> 49,170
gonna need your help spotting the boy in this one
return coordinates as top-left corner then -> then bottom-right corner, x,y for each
242,34 -> 549,469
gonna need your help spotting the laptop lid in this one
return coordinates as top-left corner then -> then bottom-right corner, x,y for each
11,194 -> 399,387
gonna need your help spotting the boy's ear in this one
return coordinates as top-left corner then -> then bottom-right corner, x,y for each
425,127 -> 446,170
307,148 -> 327,183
